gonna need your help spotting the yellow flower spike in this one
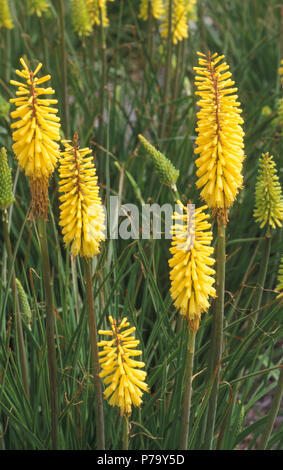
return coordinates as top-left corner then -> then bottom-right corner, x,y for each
160,0 -> 189,44
98,316 -> 149,417
169,201 -> 216,332
26,0 -> 51,17
86,0 -> 109,27
58,133 -> 105,258
138,0 -> 165,21
193,52 -> 245,223
275,255 -> 283,299
9,58 -> 61,218
71,0 -> 93,37
0,0 -> 14,29
253,152 -> 283,230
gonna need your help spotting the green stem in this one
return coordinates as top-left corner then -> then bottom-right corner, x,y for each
246,230 -> 272,333
122,415 -> 129,450
3,210 -> 29,398
205,218 -> 226,449
83,258 -> 105,450
159,0 -> 173,142
98,6 -> 107,179
58,0 -> 69,138
37,217 -> 59,449
179,324 -> 196,450
258,366 -> 283,449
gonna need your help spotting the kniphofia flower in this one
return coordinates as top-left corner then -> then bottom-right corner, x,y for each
279,59 -> 283,86
253,152 -> 283,229
58,134 -> 105,258
275,255 -> 283,299
0,0 -> 14,29
138,0 -> 165,21
169,201 -> 216,331
71,0 -> 93,36
26,0 -> 51,16
86,0 -> 110,27
10,58 -> 60,217
194,52 -> 245,221
160,0 -> 188,44
98,316 -> 149,416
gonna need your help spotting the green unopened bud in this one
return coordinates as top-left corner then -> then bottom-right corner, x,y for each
253,152 -> 283,229
138,134 -> 179,190
275,255 -> 283,299
16,279 -> 32,328
0,147 -> 14,210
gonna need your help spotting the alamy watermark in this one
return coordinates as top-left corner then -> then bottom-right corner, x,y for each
90,196 -> 196,250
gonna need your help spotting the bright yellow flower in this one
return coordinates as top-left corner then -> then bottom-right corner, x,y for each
26,0 -> 50,17
253,152 -> 283,229
139,0 -> 165,21
169,201 -> 216,331
194,52 -> 245,221
160,0 -> 188,44
71,0 -> 93,37
0,0 -> 14,29
98,316 -> 149,417
86,0 -> 109,27
10,58 -> 60,217
58,134 -> 105,258
275,255 -> 283,299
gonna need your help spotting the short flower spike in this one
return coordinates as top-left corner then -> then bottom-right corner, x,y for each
98,316 -> 149,417
194,52 -> 245,222
253,152 -> 283,229
26,0 -> 51,17
169,201 -> 216,331
138,0 -> 165,21
58,133 -> 105,258
160,0 -> 189,44
0,0 -> 14,29
86,0 -> 110,28
71,0 -> 93,37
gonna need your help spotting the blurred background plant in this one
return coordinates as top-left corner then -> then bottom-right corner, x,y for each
0,0 -> 282,450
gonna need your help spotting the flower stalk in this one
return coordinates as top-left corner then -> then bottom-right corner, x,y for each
83,257 -> 105,450
179,322 -> 196,450
37,216 -> 59,449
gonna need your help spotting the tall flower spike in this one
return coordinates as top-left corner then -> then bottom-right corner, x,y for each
0,147 -> 14,210
71,0 -> 93,37
98,316 -> 149,417
169,201 -> 216,331
194,52 -> 245,222
0,0 -> 14,29
275,255 -> 283,299
10,58 -> 60,218
160,0 -> 188,44
58,134 -> 105,258
139,0 -> 165,21
26,0 -> 51,16
253,152 -> 283,229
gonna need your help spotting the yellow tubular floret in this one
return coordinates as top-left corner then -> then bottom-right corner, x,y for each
58,134 -> 105,258
98,316 -> 149,416
194,52 -> 245,221
139,0 -> 165,21
169,201 -> 216,331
